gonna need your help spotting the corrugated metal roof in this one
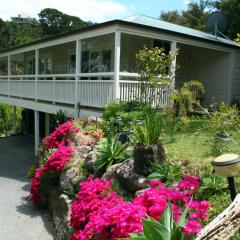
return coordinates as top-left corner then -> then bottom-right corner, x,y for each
123,15 -> 239,47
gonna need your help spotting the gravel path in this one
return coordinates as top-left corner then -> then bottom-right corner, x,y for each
0,135 -> 53,240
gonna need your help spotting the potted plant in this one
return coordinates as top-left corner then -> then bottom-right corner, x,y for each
132,113 -> 165,176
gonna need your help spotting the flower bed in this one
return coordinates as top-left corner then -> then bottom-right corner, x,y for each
70,176 -> 209,240
30,121 -> 78,205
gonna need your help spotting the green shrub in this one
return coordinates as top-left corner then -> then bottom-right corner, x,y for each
131,113 -> 164,145
51,109 -> 73,128
171,80 -> 205,117
102,101 -> 157,136
95,138 -> 132,172
201,103 -> 240,155
148,162 -> 182,186
0,104 -> 22,136
200,173 -> 226,196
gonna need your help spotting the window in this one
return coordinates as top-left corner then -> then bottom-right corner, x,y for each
26,59 -> 35,75
81,51 -> 89,73
69,54 -> 76,74
101,50 -> 111,72
40,57 -> 52,74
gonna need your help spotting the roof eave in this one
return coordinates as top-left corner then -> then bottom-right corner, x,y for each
0,19 -> 239,54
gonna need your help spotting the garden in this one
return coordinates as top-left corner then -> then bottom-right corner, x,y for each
29,47 -> 240,240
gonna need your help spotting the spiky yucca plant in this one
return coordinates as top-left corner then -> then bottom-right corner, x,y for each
132,114 -> 163,145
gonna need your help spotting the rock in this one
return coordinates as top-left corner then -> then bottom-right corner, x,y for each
84,150 -> 97,172
87,116 -> 103,125
115,159 -> 148,192
49,193 -> 72,240
134,141 -> 165,175
102,163 -> 122,180
76,145 -> 92,154
75,131 -> 96,146
60,167 -> 84,192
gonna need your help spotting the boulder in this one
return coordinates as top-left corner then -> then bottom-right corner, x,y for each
134,141 -> 165,176
102,163 -> 122,180
48,193 -> 72,240
115,159 -> 148,192
75,131 -> 96,146
84,150 -> 97,172
60,167 -> 84,192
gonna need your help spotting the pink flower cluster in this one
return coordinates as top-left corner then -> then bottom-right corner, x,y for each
30,121 -> 80,205
70,176 -> 210,240
44,120 -> 79,149
30,145 -> 74,205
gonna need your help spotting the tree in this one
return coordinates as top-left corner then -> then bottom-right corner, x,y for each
38,8 -> 93,36
0,19 -> 10,50
214,0 -> 240,39
160,0 -> 215,31
5,20 -> 42,48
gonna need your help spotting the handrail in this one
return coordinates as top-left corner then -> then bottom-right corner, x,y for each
120,80 -> 169,85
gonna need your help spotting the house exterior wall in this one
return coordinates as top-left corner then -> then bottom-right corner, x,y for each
176,44 -> 231,105
231,50 -> 240,103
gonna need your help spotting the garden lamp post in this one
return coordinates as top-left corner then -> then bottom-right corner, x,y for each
212,154 -> 240,201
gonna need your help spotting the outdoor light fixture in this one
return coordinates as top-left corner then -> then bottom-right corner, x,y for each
212,154 -> 240,201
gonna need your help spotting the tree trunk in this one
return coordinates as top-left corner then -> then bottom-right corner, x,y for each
196,194 -> 240,240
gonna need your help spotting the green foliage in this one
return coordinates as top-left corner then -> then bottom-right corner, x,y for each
160,0 -> 240,40
0,8 -> 92,49
0,104 -> 22,136
214,0 -> 240,40
201,173 -> 226,195
171,80 -> 205,117
4,20 -> 42,48
136,47 -> 176,106
38,8 -> 93,36
136,47 -> 176,84
160,0 -> 214,32
51,109 -> 73,127
27,164 -> 36,178
236,34 -> 240,44
148,162 -> 182,186
124,202 -> 188,240
201,103 -> 240,155
131,113 -> 164,145
102,101 -> 157,137
95,138 -> 132,172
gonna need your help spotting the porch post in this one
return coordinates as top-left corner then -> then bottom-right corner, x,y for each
13,106 -> 16,133
170,41 -> 177,90
34,110 -> 39,156
75,39 -> 81,110
114,29 -> 121,100
45,112 -> 50,136
35,49 -> 39,102
7,55 -> 11,97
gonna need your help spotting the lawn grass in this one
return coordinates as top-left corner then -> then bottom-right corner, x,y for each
163,116 -> 240,172
161,116 -> 240,231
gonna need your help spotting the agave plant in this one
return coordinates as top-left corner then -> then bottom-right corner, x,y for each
148,162 -> 182,186
124,202 -> 188,240
95,138 -> 132,172
51,109 -> 73,126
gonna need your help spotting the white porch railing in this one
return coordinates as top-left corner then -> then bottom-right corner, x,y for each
0,73 -> 172,109
0,74 -> 115,108
119,79 -> 172,108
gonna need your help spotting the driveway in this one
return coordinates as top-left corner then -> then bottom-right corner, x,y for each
0,135 -> 53,240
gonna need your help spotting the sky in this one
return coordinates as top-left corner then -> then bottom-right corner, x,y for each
0,0 -> 191,23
